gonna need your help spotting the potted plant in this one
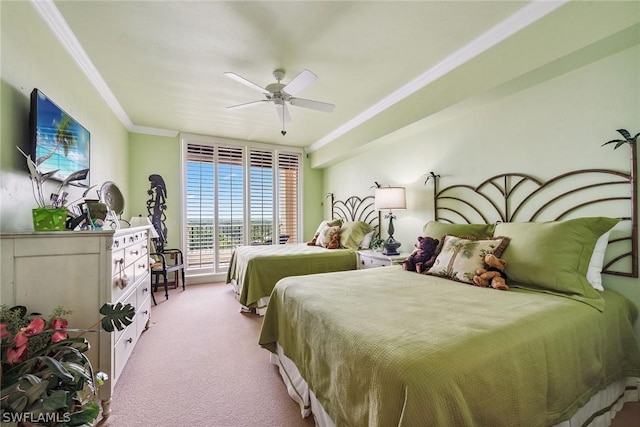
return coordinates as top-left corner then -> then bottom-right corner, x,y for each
0,302 -> 134,426
17,146 -> 91,231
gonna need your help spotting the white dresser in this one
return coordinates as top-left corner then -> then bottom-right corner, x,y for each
0,226 -> 152,418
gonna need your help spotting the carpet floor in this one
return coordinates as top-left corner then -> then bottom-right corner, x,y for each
102,283 -> 640,427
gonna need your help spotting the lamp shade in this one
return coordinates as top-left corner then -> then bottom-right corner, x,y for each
130,215 -> 160,238
374,187 -> 406,210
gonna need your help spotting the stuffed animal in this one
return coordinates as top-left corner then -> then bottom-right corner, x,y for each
472,253 -> 509,290
402,236 -> 439,274
326,231 -> 341,249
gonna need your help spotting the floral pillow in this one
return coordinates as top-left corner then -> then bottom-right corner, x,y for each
319,225 -> 341,249
427,235 -> 510,284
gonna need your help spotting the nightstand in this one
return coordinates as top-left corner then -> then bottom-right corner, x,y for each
357,250 -> 409,269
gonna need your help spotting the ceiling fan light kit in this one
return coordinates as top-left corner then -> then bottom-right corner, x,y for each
225,68 -> 335,135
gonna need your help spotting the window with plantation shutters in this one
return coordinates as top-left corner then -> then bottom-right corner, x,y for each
249,150 -> 274,244
278,152 -> 300,243
183,137 -> 302,275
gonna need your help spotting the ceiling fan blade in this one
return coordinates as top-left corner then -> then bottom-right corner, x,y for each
289,97 -> 335,113
275,102 -> 291,123
282,69 -> 317,95
224,72 -> 270,95
226,100 -> 269,110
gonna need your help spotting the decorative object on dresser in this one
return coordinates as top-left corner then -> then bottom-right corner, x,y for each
357,250 -> 409,269
146,174 -> 185,302
374,185 -> 406,256
17,146 -> 89,231
0,226 -> 153,421
99,180 -> 128,229
0,302 -> 134,425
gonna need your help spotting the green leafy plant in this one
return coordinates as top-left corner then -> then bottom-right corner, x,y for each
0,303 -> 134,426
602,128 -> 639,149
370,237 -> 385,251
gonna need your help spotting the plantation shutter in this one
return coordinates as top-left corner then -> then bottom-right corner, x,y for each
249,149 -> 274,244
217,146 -> 244,267
278,152 -> 300,243
186,144 -> 215,270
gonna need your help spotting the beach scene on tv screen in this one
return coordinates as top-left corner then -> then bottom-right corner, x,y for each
34,91 -> 90,186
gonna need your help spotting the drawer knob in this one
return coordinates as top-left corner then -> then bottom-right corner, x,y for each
142,287 -> 149,293
131,250 -> 139,255
126,338 -> 133,344
115,258 -> 124,265
143,310 -> 148,315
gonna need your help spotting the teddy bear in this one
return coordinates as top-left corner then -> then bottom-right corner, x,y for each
472,253 -> 509,290
402,236 -> 439,274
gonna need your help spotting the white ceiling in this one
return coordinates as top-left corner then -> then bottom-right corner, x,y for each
35,1 -> 634,157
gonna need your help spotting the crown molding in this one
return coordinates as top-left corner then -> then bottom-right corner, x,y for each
30,0 -> 178,138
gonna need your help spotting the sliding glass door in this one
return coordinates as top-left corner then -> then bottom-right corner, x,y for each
183,137 -> 302,275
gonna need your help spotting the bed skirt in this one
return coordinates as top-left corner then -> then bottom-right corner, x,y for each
230,279 -> 270,315
270,343 -> 640,427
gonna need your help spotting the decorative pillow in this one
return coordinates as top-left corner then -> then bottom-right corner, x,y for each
319,225 -> 341,249
427,235 -> 510,284
360,230 -> 376,249
315,219 -> 343,246
494,217 -> 619,311
340,221 -> 374,250
423,221 -> 495,240
586,231 -> 611,291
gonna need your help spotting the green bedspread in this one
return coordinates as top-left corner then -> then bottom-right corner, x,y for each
259,266 -> 640,427
226,243 -> 356,309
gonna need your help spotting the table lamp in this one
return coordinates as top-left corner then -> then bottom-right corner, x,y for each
374,187 -> 406,256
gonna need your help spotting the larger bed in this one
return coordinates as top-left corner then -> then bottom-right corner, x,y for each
259,144 -> 640,426
227,194 -> 379,314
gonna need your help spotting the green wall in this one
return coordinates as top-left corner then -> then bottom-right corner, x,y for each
320,44 -> 640,335
1,1 -> 129,232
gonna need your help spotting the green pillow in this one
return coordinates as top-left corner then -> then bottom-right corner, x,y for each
423,221 -> 495,240
340,221 -> 374,250
494,217 -> 619,311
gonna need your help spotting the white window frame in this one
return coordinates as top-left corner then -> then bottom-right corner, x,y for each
180,133 -> 303,281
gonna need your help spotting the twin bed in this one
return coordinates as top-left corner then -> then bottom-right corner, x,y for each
258,144 -> 640,426
226,194 -> 379,314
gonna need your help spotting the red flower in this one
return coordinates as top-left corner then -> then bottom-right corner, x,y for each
5,317 -> 46,365
22,317 -> 45,336
6,344 -> 27,365
51,317 -> 68,343
0,323 -> 8,339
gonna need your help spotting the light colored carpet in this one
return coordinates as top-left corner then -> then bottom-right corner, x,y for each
102,282 -> 314,427
102,282 -> 640,427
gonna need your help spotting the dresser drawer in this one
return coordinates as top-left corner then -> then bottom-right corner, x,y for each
114,290 -> 137,343
114,323 -> 137,383
136,291 -> 151,336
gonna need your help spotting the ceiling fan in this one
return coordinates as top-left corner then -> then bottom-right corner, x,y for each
224,68 -> 335,135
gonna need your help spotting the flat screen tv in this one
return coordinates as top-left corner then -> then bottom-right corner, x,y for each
30,88 -> 90,187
